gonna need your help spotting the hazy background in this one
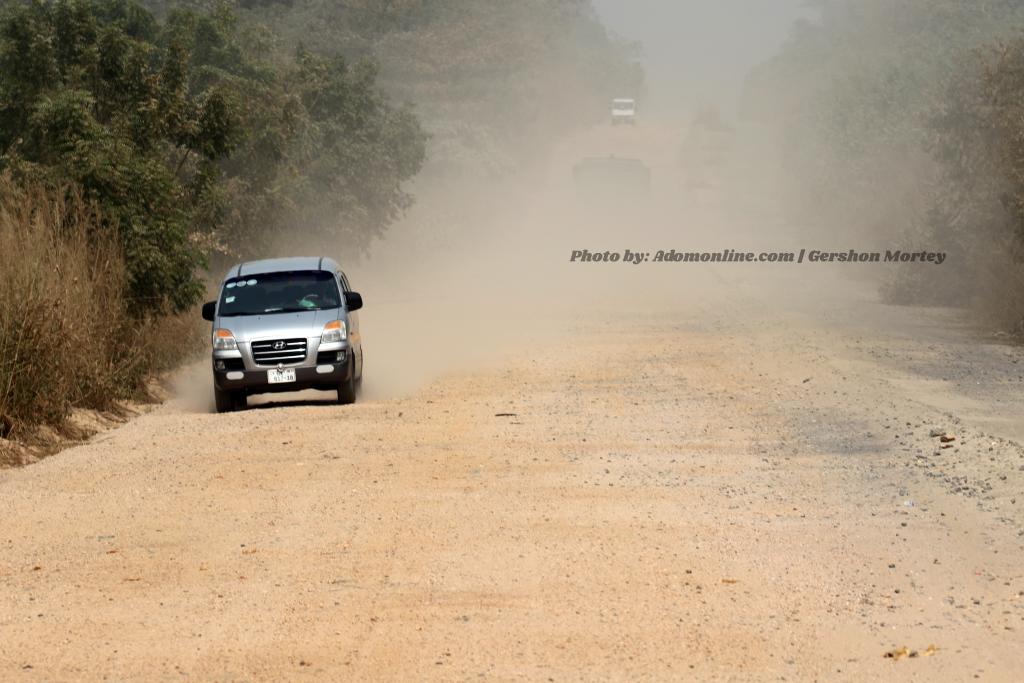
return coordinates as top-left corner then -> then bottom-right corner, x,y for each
8,0 -> 1024,428
593,0 -> 811,119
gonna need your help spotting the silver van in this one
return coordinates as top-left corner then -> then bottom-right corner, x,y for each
201,257 -> 364,412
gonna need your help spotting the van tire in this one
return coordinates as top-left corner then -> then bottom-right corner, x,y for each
215,387 -> 246,413
355,349 -> 363,394
337,359 -> 357,405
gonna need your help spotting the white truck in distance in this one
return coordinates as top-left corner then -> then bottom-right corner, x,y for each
611,98 -> 637,126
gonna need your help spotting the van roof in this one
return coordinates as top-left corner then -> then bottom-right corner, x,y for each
224,257 -> 341,280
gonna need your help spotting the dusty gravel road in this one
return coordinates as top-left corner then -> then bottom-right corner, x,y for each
3,121 -> 1024,682
2,269 -> 1024,682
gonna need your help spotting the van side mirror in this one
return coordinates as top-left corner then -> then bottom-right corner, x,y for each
201,301 -> 216,321
344,291 -> 363,312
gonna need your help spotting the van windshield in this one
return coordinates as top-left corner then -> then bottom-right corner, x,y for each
218,270 -> 341,317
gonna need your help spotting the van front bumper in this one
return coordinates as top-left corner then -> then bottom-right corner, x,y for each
213,358 -> 351,395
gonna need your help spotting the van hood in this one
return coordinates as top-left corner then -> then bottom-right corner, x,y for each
216,308 -> 340,343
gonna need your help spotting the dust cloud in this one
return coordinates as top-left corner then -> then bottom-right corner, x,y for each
314,3 -> 821,400
345,121 -> 793,400
336,2 -> 823,400
185,2 -> 868,406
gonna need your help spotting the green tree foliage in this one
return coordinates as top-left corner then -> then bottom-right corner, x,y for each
0,0 -> 211,311
0,0 -> 426,311
743,1 -> 1024,242
742,0 -> 1024,329
203,38 -> 427,256
172,0 -> 642,176
921,37 -> 1024,326
374,0 -> 642,174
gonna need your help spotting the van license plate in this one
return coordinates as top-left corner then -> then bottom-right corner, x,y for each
267,368 -> 296,384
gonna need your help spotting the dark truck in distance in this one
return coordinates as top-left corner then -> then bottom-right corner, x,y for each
201,257 -> 364,413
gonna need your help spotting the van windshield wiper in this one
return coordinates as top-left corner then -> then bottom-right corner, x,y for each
219,306 -> 327,317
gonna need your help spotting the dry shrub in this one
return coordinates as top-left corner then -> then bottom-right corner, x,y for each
975,248 -> 1024,336
0,175 -> 203,442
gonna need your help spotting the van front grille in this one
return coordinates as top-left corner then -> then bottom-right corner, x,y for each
251,338 -> 307,366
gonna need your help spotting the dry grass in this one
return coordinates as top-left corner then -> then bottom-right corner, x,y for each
0,175 -> 203,454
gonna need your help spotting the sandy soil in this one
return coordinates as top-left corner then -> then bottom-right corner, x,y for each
2,270 -> 1023,681
4,119 -> 1024,680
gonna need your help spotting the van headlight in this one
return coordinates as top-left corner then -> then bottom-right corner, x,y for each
213,328 -> 237,351
322,320 -> 347,343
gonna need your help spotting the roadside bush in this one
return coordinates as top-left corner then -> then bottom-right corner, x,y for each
191,0 -> 640,177
742,0 -> 1024,332
0,0 -> 428,302
0,176 -> 201,441
0,0 -> 209,313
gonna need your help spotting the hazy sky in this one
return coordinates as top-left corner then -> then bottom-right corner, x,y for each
593,0 -> 813,119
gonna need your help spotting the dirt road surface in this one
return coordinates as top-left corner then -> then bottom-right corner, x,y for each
4,119 -> 1024,680
2,268 -> 1024,681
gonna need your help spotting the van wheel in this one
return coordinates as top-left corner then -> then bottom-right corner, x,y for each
337,359 -> 357,405
214,387 -> 246,413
